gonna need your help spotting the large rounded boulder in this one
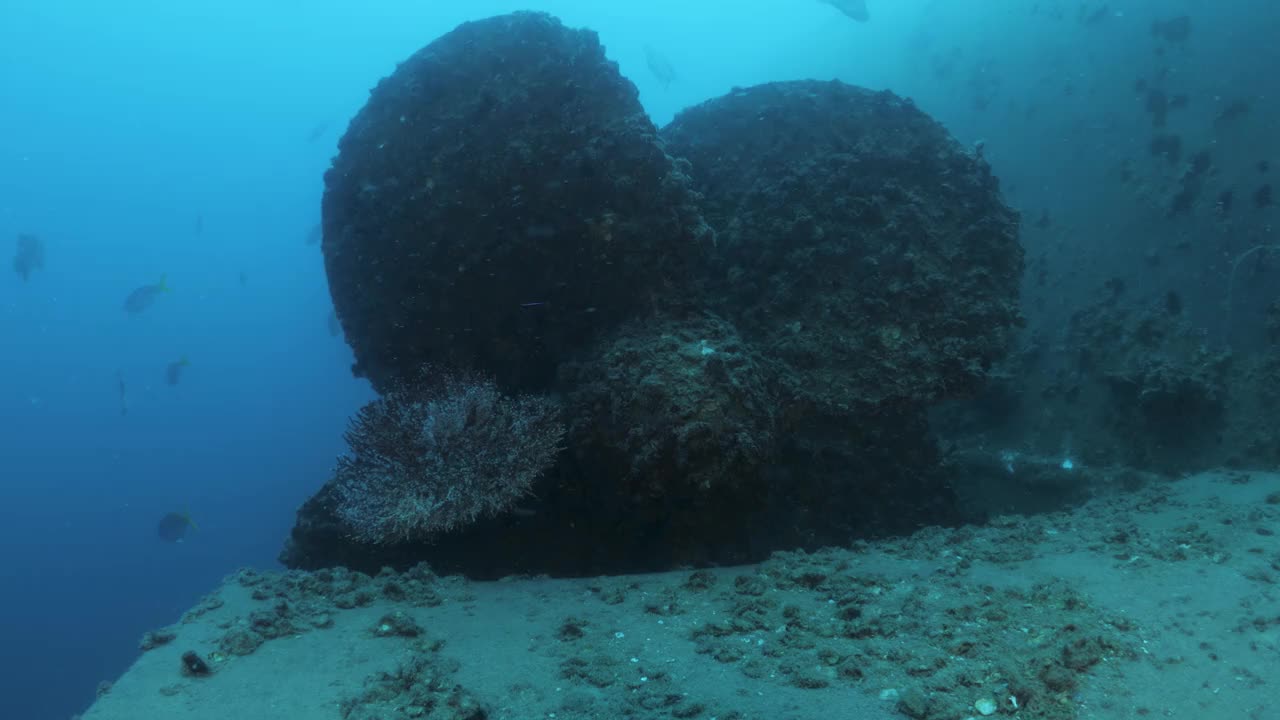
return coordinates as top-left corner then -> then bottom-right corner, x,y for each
662,80 -> 1024,412
322,11 -> 712,393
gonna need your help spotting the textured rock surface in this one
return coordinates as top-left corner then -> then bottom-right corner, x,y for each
290,19 -> 1026,577
662,80 -> 1024,411
561,313 -> 776,498
322,11 -> 712,393
933,290 -> 1280,475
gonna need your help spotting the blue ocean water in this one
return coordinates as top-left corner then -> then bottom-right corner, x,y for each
3,1 -> 1277,718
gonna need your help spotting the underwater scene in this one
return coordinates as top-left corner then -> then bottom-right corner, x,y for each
4,0 -> 1280,718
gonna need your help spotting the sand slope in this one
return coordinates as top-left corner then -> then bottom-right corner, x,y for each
80,470 -> 1280,720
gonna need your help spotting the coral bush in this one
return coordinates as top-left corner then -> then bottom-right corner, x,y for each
332,370 -> 564,544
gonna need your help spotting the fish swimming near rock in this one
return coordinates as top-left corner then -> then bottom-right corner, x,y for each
306,121 -> 329,144
157,511 -> 197,543
124,275 -> 171,314
643,45 -> 677,89
13,233 -> 44,281
166,356 -> 190,386
821,0 -> 870,22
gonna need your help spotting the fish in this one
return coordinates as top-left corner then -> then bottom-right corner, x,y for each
306,121 -> 329,143
1151,15 -> 1191,44
821,0 -> 869,22
1214,99 -> 1251,127
123,274 -> 171,314
166,356 -> 190,386
643,45 -> 677,89
156,511 -> 198,543
1079,4 -> 1110,26
1256,184 -> 1273,209
116,371 -> 128,416
13,233 -> 44,281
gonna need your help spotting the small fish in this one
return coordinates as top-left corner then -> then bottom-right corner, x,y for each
156,511 -> 198,543
116,371 -> 128,416
306,121 -> 329,144
643,45 -> 677,89
1214,99 -> 1251,127
166,356 -> 190,386
1079,4 -> 1110,26
1256,184 -> 1274,209
1151,15 -> 1191,44
13,233 -> 44,281
124,274 -> 171,314
821,0 -> 869,22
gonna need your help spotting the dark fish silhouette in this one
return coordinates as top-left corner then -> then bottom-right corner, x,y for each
1151,15 -> 1191,44
13,234 -> 44,281
643,45 -> 677,89
821,0 -> 869,22
306,122 -> 329,143
116,371 -> 128,416
124,275 -> 171,314
166,357 -> 190,386
1079,4 -> 1110,26
157,511 -> 197,542
1256,184 -> 1274,209
1214,99 -> 1251,127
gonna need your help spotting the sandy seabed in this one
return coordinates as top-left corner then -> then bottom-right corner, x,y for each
80,470 -> 1280,720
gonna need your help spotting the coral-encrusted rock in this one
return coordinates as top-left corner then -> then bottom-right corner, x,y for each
662,80 -> 1024,411
285,37 -> 1025,578
322,11 -> 712,393
562,313 -> 776,499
